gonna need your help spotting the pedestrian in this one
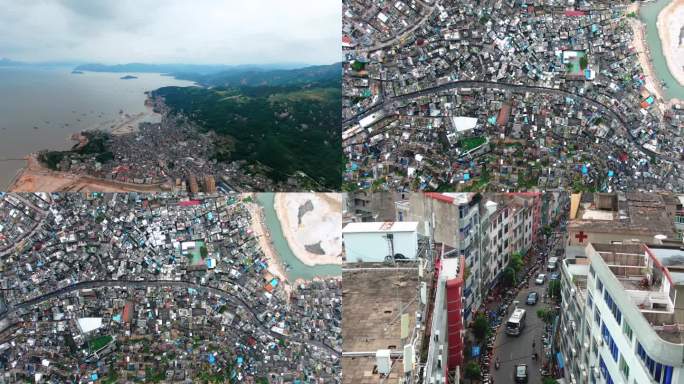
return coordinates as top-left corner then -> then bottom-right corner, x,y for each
532,340 -> 535,349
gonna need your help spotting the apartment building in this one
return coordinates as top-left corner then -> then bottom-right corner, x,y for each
406,192 -> 482,323
560,242 -> 684,384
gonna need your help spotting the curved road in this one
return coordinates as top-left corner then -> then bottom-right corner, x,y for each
345,79 -> 675,162
351,1 -> 440,54
1,279 -> 340,357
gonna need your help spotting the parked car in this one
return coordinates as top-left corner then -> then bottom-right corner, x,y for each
535,273 -> 546,285
514,364 -> 529,383
550,272 -> 560,280
526,291 -> 538,305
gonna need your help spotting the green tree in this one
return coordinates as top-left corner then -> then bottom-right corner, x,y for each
464,361 -> 481,383
548,280 -> 561,300
472,313 -> 490,341
200,246 -> 208,258
502,267 -> 517,287
537,308 -> 557,324
580,56 -> 589,70
510,252 -> 524,273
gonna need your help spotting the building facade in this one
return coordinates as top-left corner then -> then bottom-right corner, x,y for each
559,242 -> 684,384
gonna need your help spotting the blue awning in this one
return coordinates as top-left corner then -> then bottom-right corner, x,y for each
556,352 -> 564,369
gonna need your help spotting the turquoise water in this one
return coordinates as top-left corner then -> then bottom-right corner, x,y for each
256,193 -> 341,281
641,0 -> 684,100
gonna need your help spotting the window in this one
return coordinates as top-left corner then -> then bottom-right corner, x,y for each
588,293 -> 593,310
622,321 -> 633,343
589,264 -> 595,277
594,307 -> 601,327
599,357 -> 615,384
596,278 -> 603,293
601,323 -> 619,362
636,341 -> 674,384
603,290 -> 622,325
619,355 -> 630,380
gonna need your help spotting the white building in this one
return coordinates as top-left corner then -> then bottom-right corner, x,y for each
342,221 -> 419,262
559,242 -> 684,384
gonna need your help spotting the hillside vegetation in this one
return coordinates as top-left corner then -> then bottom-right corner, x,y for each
153,65 -> 342,188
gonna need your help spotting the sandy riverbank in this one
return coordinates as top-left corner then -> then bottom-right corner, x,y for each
274,193 -> 343,266
657,0 -> 684,87
246,195 -> 289,284
629,3 -> 667,101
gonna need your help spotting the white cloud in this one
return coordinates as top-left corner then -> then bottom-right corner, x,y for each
0,0 -> 341,65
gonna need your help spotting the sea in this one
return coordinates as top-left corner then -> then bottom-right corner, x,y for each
0,67 -> 195,189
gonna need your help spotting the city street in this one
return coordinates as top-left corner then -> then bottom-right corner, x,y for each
491,226 -> 567,383
492,279 -> 551,383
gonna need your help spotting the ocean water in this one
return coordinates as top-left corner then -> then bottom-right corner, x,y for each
0,67 -> 195,189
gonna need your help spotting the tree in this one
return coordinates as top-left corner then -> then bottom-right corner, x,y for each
200,246 -> 208,259
537,308 -> 556,324
502,267 -> 517,287
510,252 -> 524,273
580,55 -> 589,70
464,361 -> 481,383
548,280 -> 561,300
472,313 -> 490,341
543,378 -> 559,384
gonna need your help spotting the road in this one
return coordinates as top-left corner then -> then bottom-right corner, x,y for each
344,79 -> 674,163
492,278 -> 550,383
351,1 -> 439,54
0,279 -> 340,357
492,229 -> 566,383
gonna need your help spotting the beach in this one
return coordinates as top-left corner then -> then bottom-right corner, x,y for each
8,153 -> 168,192
246,195 -> 289,283
657,0 -> 684,87
274,193 -> 343,266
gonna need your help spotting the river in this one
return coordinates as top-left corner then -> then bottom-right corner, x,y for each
0,67 -> 196,189
641,0 -> 684,100
256,193 -> 341,281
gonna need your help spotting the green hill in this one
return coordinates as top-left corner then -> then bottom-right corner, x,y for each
153,81 -> 341,189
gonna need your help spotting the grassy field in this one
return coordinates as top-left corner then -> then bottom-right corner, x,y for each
89,335 -> 113,352
458,136 -> 486,151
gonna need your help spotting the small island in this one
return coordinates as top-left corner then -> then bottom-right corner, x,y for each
120,75 -> 138,80
71,70 -> 84,74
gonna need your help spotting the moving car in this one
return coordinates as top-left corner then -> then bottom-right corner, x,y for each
535,273 -> 546,285
526,291 -> 538,305
514,364 -> 529,383
547,257 -> 558,271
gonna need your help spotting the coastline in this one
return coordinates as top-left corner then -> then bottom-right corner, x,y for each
246,195 -> 289,285
8,153 -> 168,192
273,193 -> 342,267
656,0 -> 684,87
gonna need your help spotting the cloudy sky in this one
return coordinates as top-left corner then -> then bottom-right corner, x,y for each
0,0 -> 341,65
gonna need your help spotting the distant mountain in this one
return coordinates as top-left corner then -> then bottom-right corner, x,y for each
0,58 -> 79,68
177,63 -> 343,87
73,62 -> 309,75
